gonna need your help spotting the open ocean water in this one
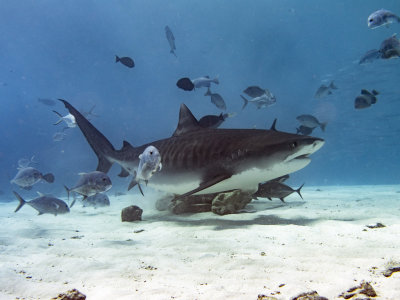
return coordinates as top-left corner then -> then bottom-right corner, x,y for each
0,1 -> 400,299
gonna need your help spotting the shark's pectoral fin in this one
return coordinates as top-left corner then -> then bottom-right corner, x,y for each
174,173 -> 232,201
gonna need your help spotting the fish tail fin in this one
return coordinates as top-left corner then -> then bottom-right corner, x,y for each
138,183 -> 144,196
240,95 -> 248,110
13,191 -> 26,213
42,173 -> 55,183
58,99 -> 115,173
204,88 -> 211,96
372,89 -> 379,96
320,122 -> 327,132
115,55 -> 120,62
52,110 -> 63,125
296,184 -> 304,200
329,81 -> 338,89
213,76 -> 219,84
64,185 -> 70,201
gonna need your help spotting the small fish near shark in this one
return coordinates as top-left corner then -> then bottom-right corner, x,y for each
58,99 -> 324,200
14,191 -> 69,216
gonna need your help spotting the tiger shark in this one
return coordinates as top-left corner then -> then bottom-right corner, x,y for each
59,99 -> 324,198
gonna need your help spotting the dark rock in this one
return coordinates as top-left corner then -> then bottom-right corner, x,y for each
51,289 -> 86,300
257,295 -> 278,300
292,290 -> 328,300
366,223 -> 386,229
121,205 -> 143,222
339,281 -> 377,299
170,194 -> 217,214
211,190 -> 252,215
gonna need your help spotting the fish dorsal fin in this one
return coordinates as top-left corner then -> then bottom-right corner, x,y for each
121,140 -> 134,151
361,89 -> 371,96
172,104 -> 202,137
36,191 -> 45,197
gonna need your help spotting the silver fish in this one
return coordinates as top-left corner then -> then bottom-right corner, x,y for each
204,88 -> 227,111
241,93 -> 276,110
165,26 -> 176,57
192,76 -> 219,88
65,171 -> 112,206
252,181 -> 303,202
368,9 -> 400,29
82,193 -> 110,208
296,115 -> 327,131
243,86 -> 268,98
14,191 -> 69,216
11,167 -> 54,190
314,81 -> 338,99
53,110 -> 76,128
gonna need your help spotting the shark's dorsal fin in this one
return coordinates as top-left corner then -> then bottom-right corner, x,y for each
121,140 -> 134,151
172,104 -> 202,137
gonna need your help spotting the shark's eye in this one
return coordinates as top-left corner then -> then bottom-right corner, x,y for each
289,142 -> 298,149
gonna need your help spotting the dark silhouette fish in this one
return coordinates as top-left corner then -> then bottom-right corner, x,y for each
165,25 -> 177,57
115,55 -> 135,68
14,191 -> 69,216
296,115 -> 327,132
379,34 -> 400,59
198,113 -> 229,129
355,89 -> 379,109
252,181 -> 304,202
57,99 -> 324,200
176,77 -> 194,91
38,98 -> 56,106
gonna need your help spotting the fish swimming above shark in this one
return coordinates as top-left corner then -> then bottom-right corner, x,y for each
58,99 -> 324,199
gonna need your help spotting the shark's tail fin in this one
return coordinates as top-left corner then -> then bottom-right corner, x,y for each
296,184 -> 304,200
240,95 -> 249,110
13,191 -> 26,213
58,99 -> 115,173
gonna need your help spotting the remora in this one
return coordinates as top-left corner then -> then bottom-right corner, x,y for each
59,100 -> 324,198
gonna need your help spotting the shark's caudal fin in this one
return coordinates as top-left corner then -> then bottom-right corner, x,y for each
58,99 -> 115,173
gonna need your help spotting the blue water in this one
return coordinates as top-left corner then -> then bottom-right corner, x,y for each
1,0 -> 400,200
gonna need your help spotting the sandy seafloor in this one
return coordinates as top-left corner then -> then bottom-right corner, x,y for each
0,185 -> 399,300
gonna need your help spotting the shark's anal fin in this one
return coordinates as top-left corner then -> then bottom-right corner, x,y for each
173,173 -> 232,201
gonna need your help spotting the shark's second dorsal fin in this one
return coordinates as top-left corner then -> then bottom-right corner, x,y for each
172,103 -> 202,137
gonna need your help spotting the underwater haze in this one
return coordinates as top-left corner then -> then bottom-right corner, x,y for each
1,0 -> 400,199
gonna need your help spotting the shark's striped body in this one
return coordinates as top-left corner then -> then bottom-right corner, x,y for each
60,100 -> 324,198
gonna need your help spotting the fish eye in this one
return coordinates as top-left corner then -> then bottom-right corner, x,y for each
369,18 -> 373,22
149,151 -> 153,155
